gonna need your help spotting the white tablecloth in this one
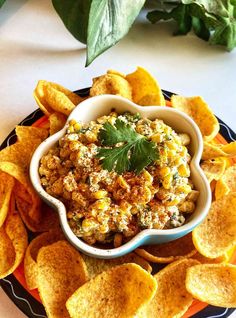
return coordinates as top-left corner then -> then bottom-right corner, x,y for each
0,1 -> 235,317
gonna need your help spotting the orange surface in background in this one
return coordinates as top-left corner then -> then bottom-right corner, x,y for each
13,102 -> 236,317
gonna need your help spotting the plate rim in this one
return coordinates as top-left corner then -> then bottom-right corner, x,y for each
0,89 -> 235,318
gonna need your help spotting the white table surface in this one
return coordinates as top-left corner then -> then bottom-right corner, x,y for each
0,1 -> 235,317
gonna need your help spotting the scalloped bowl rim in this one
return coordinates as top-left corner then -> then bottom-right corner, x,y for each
30,94 -> 211,259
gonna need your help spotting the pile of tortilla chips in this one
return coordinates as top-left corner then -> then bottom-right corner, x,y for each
0,67 -> 236,318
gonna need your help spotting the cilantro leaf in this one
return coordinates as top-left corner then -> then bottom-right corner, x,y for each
96,118 -> 159,174
97,144 -> 131,174
130,138 -> 159,174
99,119 -> 140,146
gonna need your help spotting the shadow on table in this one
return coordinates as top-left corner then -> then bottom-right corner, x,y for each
1,38 -> 86,58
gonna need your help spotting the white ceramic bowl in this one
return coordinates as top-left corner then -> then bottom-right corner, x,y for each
30,94 -> 211,259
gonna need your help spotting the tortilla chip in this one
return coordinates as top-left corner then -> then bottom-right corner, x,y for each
135,233 -> 197,263
0,172 -> 15,227
45,86 -> 77,116
34,80 -> 82,116
49,112 -> 67,135
126,67 -> 165,105
16,197 -> 60,232
137,93 -> 166,106
186,264 -> 236,307
24,229 -> 64,290
37,240 -> 88,318
0,161 -> 41,223
0,164 -> 58,232
90,72 -> 132,100
215,165 -> 236,200
171,95 -> 219,141
193,252 -> 228,264
201,157 -> 227,183
192,192 -> 236,258
34,80 -> 54,116
0,126 -> 48,171
0,228 -> 15,277
107,69 -> 126,77
139,259 -> 199,318
0,138 -> 43,171
66,263 -> 157,318
0,200 -> 28,279
202,141 -> 236,160
82,252 -> 152,279
15,126 -> 48,142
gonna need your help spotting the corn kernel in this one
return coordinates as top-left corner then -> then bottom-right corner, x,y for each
174,157 -> 182,166
179,146 -> 188,157
74,123 -> 81,131
68,126 -> 74,133
99,224 -> 109,234
179,133 -> 190,146
69,152 -> 77,162
93,190 -> 108,199
143,186 -> 152,203
82,219 -> 94,231
179,201 -> 195,213
67,211 -> 74,219
162,174 -> 173,189
108,117 -> 116,125
166,141 -> 178,150
131,207 -> 139,215
176,184 -> 192,194
151,133 -> 162,143
178,164 -> 190,177
120,200 -> 132,209
114,233 -> 122,247
187,190 -> 199,202
159,166 -> 170,178
69,141 -> 80,151
164,126 -> 171,134
165,198 -> 180,206
117,176 -> 130,190
93,198 -> 110,210
83,231 -> 93,237
69,119 -> 77,125
167,149 -> 176,157
85,131 -> 97,143
143,169 -> 153,184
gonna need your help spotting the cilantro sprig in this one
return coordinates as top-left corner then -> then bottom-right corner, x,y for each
96,118 -> 159,175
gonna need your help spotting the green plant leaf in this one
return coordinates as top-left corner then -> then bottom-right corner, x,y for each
210,16 -> 236,50
0,0 -> 6,8
183,0 -> 236,50
96,118 -> 159,174
172,4 -> 192,35
182,0 -> 232,17
147,10 -> 172,23
147,5 -> 192,35
52,0 -> 92,44
86,0 -> 145,66
192,16 -> 210,40
147,0 -> 236,50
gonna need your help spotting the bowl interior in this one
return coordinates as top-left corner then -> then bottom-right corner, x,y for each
30,94 -> 211,258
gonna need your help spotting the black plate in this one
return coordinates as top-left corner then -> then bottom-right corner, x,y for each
0,89 -> 235,318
